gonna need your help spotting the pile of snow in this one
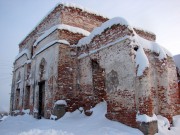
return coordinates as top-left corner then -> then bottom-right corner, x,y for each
0,102 -> 143,135
0,115 -> 8,121
156,115 -> 170,129
19,129 -> 73,135
134,34 -> 172,60
33,108 -> 38,113
173,115 -> 180,127
54,100 -> 67,106
135,46 -> 150,76
33,40 -> 69,58
133,33 -> 172,76
22,109 -> 30,114
15,49 -> 31,61
50,114 -> 57,120
34,24 -> 90,46
12,110 -> 20,114
155,115 -> 180,135
136,113 -> 157,122
77,17 -> 131,46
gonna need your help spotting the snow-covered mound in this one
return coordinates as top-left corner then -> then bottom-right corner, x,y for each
136,113 -> 157,122
0,115 -> 8,122
155,115 -> 180,135
0,102 -> 143,135
0,102 -> 180,135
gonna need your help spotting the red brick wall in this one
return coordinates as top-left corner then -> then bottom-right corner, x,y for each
91,60 -> 106,103
133,28 -> 156,41
78,24 -> 137,127
60,5 -> 108,32
55,44 -> 79,112
145,51 -> 180,122
58,30 -> 86,45
78,24 -> 134,57
106,91 -> 137,127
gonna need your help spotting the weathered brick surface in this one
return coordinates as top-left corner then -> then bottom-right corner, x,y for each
60,6 -> 108,32
133,28 -> 156,41
58,30 -> 86,45
11,4 -> 180,135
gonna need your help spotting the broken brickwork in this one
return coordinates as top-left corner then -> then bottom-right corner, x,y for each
10,3 -> 179,135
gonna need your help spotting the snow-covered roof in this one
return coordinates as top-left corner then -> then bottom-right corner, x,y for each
134,34 -> 172,59
77,17 -> 130,46
18,2 -> 107,48
34,24 -> 90,47
134,34 -> 172,76
15,49 -> 31,62
75,16 -> 171,77
33,40 -> 69,58
61,3 -> 109,19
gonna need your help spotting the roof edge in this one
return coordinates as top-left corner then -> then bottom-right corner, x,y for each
18,3 -> 109,48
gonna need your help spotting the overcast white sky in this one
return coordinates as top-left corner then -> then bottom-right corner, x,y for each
0,0 -> 180,112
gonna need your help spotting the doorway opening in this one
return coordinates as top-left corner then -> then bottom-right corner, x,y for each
15,89 -> 20,110
91,59 -> 106,102
38,81 -> 45,119
25,86 -> 30,109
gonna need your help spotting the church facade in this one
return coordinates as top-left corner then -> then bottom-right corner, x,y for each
10,4 -> 180,135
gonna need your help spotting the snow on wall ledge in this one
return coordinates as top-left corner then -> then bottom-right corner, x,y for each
34,24 -> 90,47
77,17 -> 131,46
15,49 -> 31,62
33,40 -> 70,58
133,33 -> 172,76
74,16 -> 172,77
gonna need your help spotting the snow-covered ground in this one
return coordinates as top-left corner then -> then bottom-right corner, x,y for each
0,102 -> 179,135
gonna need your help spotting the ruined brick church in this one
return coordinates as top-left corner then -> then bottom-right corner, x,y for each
10,3 -> 180,135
